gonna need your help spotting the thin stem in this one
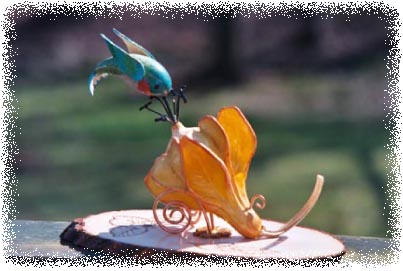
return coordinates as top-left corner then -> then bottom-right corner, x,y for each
174,86 -> 187,121
141,87 -> 187,124
175,97 -> 180,121
172,97 -> 177,118
209,213 -> 215,231
260,175 -> 324,238
162,96 -> 176,123
154,97 -> 173,123
141,104 -> 165,117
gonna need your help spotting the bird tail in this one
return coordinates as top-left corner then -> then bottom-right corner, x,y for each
88,57 -> 122,96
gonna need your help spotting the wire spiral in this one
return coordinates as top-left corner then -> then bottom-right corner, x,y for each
248,194 -> 266,210
152,190 -> 204,234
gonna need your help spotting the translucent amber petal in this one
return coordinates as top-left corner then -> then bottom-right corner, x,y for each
197,115 -> 230,164
179,136 -> 262,238
217,106 -> 257,206
179,136 -> 232,204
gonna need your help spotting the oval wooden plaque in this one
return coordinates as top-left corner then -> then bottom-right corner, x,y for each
60,209 -> 345,260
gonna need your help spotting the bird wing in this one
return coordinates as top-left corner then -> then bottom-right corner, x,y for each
100,33 -> 145,81
113,28 -> 156,59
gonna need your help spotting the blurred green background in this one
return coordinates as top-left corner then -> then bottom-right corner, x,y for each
10,8 -> 393,237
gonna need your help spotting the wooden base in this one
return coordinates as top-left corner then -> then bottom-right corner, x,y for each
60,209 -> 345,261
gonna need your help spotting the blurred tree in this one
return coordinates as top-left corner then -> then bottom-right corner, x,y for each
186,11 -> 242,88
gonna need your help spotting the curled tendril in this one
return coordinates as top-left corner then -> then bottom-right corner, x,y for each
152,189 -> 210,234
164,204 -> 189,225
260,175 -> 324,238
248,194 -> 266,210
152,190 -> 191,234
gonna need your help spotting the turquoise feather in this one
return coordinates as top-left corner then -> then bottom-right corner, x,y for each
89,29 -> 172,97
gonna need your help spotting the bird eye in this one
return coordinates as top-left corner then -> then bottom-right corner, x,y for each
154,84 -> 160,90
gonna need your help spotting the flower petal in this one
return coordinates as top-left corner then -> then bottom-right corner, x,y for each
196,115 -> 230,164
151,138 -> 186,190
217,106 -> 257,206
144,137 -> 200,209
179,136 -> 262,238
179,136 -> 233,205
144,173 -> 200,209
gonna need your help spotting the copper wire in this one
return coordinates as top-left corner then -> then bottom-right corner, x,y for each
260,175 -> 324,238
248,194 -> 266,210
152,189 -> 213,234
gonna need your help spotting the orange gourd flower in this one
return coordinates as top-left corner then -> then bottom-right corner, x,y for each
145,106 -> 323,239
